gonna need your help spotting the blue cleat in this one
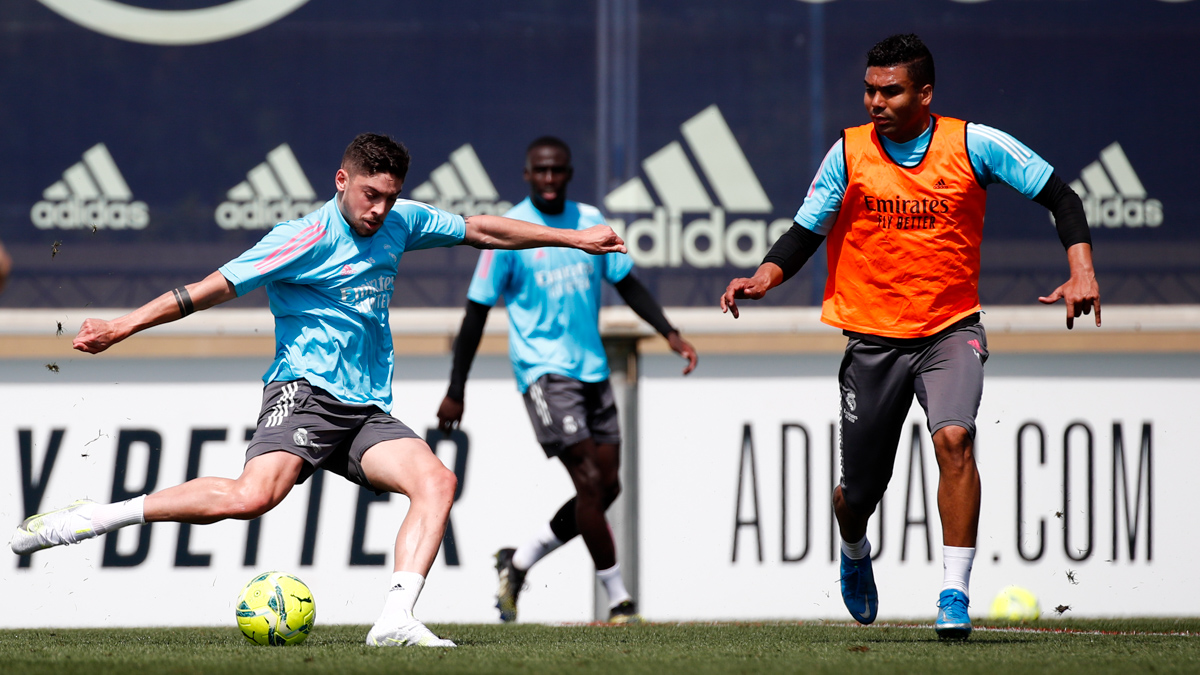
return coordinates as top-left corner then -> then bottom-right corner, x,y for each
935,589 -> 972,640
839,551 -> 878,625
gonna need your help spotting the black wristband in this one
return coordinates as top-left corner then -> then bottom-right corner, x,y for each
171,287 -> 195,317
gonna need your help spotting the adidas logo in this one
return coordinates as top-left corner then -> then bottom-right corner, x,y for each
1063,142 -> 1162,229
411,144 -> 513,216
603,105 -> 793,268
31,144 -> 148,230
933,178 -> 950,190
216,144 -> 324,230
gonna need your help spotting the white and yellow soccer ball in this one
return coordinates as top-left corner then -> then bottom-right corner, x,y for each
989,585 -> 1041,621
235,571 -> 316,646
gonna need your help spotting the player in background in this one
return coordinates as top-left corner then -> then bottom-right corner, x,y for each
10,133 -> 626,648
721,35 -> 1099,639
436,137 -> 697,623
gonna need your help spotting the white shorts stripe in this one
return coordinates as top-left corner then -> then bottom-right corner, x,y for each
266,381 -> 298,428
530,382 -> 553,427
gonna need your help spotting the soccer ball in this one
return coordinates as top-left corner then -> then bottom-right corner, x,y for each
235,571 -> 316,646
989,585 -> 1040,621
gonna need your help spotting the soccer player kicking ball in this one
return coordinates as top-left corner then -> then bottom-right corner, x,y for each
10,133 -> 626,648
721,35 -> 1100,639
436,137 -> 697,624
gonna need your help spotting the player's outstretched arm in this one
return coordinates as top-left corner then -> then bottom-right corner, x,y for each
721,263 -> 784,319
1038,243 -> 1100,330
462,215 -> 626,254
73,271 -> 238,353
437,300 -> 491,432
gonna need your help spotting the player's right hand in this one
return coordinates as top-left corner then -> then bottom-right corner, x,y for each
720,263 -> 783,318
576,225 -> 627,255
73,318 -> 120,354
720,278 -> 767,319
436,395 -> 464,434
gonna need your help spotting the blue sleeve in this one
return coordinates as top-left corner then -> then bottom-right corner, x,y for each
603,251 -> 634,284
218,219 -> 329,296
966,123 -> 1054,199
393,200 -> 467,251
793,139 -> 847,236
466,249 -> 509,307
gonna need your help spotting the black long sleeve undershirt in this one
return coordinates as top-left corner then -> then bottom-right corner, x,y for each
446,299 -> 490,402
1033,173 -> 1092,250
762,222 -> 826,282
613,273 -> 676,338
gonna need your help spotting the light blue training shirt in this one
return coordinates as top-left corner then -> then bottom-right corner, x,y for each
220,196 -> 465,412
795,118 -> 1055,235
467,198 -> 633,393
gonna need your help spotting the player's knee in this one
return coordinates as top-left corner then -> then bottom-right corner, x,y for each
230,484 -> 278,520
933,425 -> 975,470
838,483 -> 882,519
601,476 -> 621,507
414,464 -> 457,507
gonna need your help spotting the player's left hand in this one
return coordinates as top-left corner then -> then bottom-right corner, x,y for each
1038,273 -> 1101,329
436,395 -> 464,434
667,331 -> 698,375
576,225 -> 627,255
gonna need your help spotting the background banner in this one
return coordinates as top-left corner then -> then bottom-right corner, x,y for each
1,0 -> 1197,308
1,351 -> 1191,626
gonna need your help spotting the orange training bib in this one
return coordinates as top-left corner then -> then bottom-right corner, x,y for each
821,116 -> 988,338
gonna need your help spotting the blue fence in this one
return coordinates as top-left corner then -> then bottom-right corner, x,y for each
1,0 -> 1196,308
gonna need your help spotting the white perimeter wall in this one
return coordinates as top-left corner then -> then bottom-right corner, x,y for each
639,353 -> 1196,621
0,350 -> 1196,626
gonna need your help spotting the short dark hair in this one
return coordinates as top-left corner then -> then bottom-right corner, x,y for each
866,34 -> 935,90
341,133 -> 411,181
526,136 -> 572,164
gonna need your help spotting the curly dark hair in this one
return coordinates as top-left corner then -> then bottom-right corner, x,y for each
341,132 -> 411,181
526,135 -> 572,164
866,34 -> 935,90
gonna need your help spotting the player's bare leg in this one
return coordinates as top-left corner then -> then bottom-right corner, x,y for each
11,450 -> 303,555
560,439 -> 621,569
932,424 -> 979,639
559,439 -> 638,621
932,425 -> 980,547
832,485 -> 872,545
145,450 -> 304,523
359,437 -> 458,647
359,438 -> 457,576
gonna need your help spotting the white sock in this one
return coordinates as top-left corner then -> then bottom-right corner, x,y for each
375,571 -> 425,625
512,522 -> 564,572
91,495 -> 146,534
596,564 -> 632,608
841,535 -> 871,561
942,546 -> 975,596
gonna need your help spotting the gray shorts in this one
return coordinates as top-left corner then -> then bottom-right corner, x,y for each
245,379 -> 421,491
522,374 -> 621,457
837,318 -> 988,514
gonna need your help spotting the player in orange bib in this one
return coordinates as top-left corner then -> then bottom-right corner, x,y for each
721,34 -> 1100,639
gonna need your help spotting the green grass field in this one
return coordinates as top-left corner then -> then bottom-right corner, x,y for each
3,620 -> 1199,675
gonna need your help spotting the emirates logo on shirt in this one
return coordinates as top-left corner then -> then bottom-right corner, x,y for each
861,195 -> 948,230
